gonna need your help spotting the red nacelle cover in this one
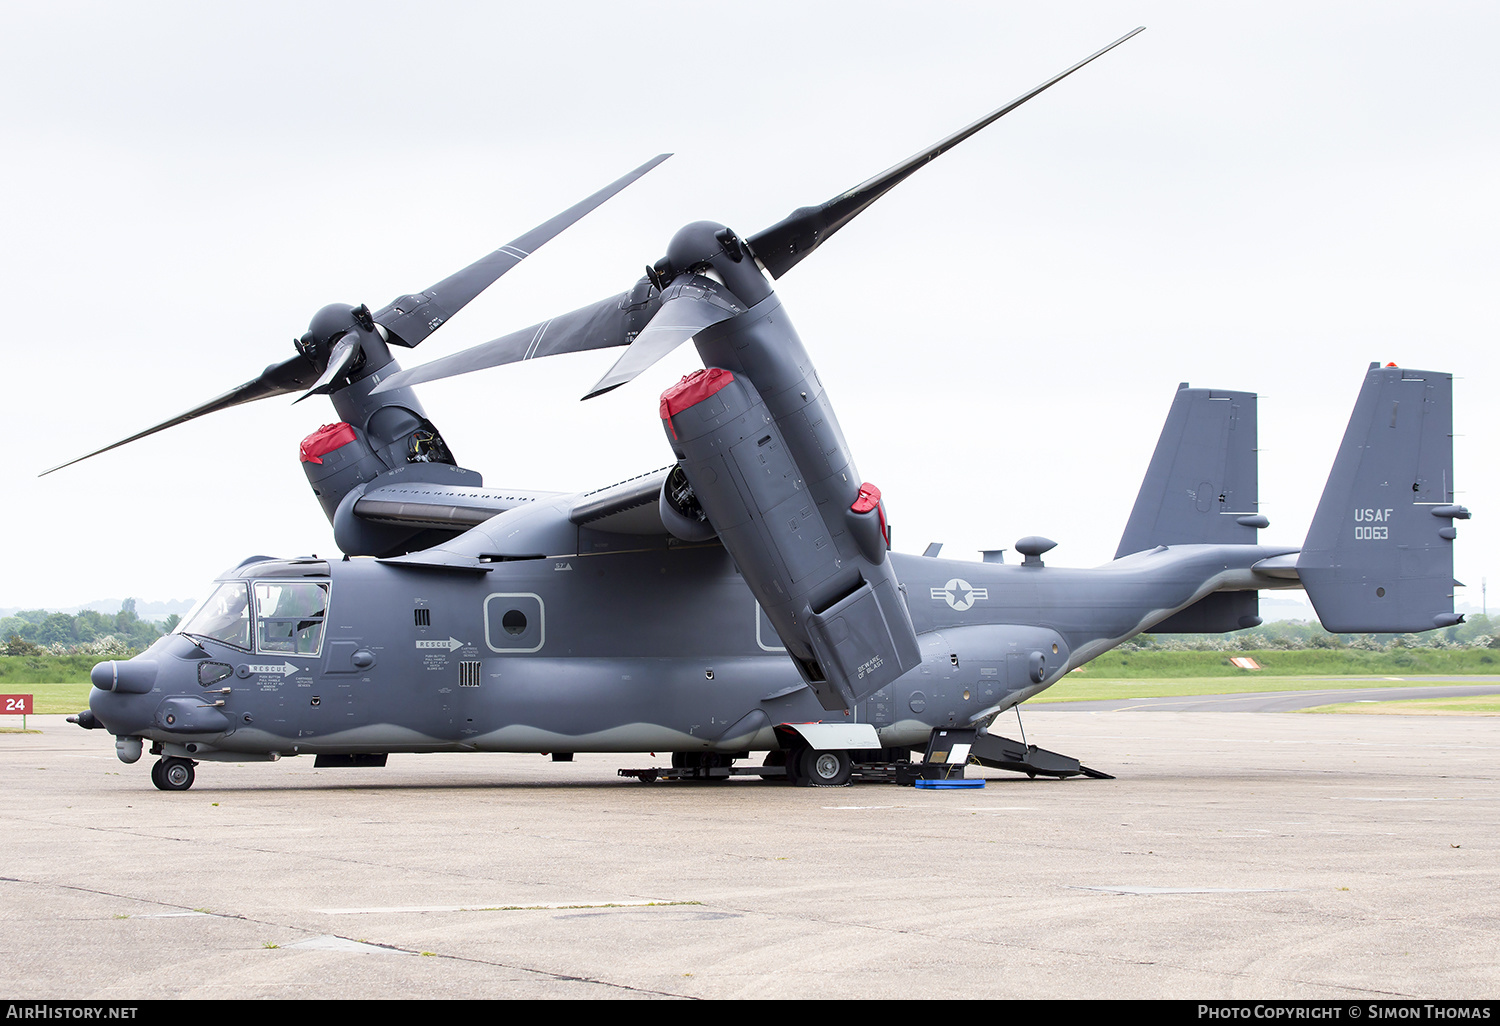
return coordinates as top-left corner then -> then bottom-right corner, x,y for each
299,422 -> 358,465
659,368 -> 736,420
660,368 -> 737,440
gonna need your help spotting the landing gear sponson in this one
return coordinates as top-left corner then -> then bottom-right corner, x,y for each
618,727 -> 1112,786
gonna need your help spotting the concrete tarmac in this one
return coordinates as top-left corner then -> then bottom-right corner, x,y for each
3,709 -> 1497,1000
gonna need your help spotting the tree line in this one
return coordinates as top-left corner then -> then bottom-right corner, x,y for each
1,599 -> 176,656
1133,613 -> 1499,652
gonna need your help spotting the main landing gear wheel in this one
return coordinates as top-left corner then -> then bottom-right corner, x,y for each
153,757 -> 196,791
777,747 -> 803,786
798,748 -> 852,787
671,751 -> 733,782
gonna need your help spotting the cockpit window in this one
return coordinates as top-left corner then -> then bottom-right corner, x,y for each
177,582 -> 252,651
254,582 -> 330,656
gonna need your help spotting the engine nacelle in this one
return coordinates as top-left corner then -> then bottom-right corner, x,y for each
661,301 -> 921,713
299,347 -> 481,556
300,421 -> 386,523
657,464 -> 718,543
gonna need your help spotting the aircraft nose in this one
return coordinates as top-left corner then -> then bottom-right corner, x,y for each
90,659 -> 158,694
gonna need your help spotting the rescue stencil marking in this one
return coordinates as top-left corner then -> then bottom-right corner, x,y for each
247,662 -> 299,677
416,637 -> 465,652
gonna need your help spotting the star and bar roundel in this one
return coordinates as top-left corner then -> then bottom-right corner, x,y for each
930,578 -> 988,611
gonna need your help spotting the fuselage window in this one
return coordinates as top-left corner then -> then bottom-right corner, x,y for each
254,581 -> 330,656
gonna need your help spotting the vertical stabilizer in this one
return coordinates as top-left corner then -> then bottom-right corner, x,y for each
1297,364 -> 1468,633
1116,385 -> 1261,558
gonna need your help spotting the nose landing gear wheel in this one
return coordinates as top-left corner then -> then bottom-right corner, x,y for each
153,757 -> 196,791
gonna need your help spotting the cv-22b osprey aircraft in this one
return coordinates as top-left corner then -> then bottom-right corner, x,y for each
56,29 -> 1471,791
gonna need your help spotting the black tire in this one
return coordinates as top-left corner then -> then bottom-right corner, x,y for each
149,759 -> 167,790
781,746 -> 805,786
701,751 -> 734,783
799,748 -> 852,787
159,757 -> 195,791
673,751 -> 733,781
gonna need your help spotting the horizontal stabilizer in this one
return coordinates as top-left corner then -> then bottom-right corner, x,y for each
1298,365 -> 1468,633
1117,385 -> 1260,558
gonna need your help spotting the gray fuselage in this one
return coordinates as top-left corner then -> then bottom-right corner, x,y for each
88,530 -> 1295,762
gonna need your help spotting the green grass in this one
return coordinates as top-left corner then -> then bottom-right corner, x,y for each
1299,695 -> 1500,716
1069,647 -> 1497,678
1031,675 -> 1472,704
7,681 -> 95,715
0,654 -> 146,714
1033,648 -> 1497,703
0,654 -> 118,684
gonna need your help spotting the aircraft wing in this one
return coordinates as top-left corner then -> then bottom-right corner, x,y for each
352,481 -> 563,531
378,466 -> 689,571
568,467 -> 673,536
359,465 -> 677,536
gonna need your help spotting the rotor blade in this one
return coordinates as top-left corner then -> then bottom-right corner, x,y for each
294,335 -> 361,403
746,27 -> 1144,279
39,354 -> 317,476
582,275 -> 748,400
372,153 -> 672,347
370,280 -> 659,395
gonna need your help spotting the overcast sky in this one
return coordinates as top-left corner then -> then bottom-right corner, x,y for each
2,1 -> 1495,618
